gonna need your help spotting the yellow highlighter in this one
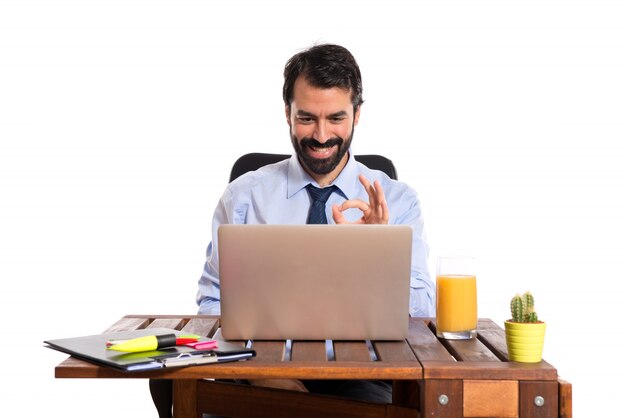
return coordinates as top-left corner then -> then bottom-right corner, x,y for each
107,334 -> 197,353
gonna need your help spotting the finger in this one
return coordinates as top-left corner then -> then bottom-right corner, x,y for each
332,204 -> 366,225
373,180 -> 385,201
339,199 -> 370,213
331,204 -> 347,224
373,180 -> 388,220
358,175 -> 377,205
380,192 -> 389,224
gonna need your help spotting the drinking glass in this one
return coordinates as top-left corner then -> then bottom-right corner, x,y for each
436,256 -> 477,339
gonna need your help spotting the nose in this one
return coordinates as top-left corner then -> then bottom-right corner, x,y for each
312,121 -> 331,143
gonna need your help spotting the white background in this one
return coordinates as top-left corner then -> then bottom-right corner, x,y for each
1,0 -> 625,416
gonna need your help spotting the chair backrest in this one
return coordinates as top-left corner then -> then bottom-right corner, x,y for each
229,153 -> 397,182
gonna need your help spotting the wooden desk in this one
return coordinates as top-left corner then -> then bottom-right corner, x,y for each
55,315 -> 572,418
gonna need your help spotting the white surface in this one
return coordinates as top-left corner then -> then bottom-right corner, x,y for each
1,1 -> 624,416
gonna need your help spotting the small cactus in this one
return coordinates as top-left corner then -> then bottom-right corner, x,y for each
510,291 -> 540,323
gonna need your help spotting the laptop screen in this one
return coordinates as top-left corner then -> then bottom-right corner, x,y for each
218,224 -> 412,341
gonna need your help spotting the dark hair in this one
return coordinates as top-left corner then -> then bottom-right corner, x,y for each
283,44 -> 364,112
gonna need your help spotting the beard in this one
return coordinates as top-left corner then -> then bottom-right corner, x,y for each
291,129 -> 353,176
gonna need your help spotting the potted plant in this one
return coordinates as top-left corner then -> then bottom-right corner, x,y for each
504,291 -> 546,363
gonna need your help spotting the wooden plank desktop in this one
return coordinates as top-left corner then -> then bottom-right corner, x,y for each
54,315 -> 572,418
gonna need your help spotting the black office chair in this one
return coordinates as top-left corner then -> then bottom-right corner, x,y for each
229,152 -> 397,182
150,152 -> 398,418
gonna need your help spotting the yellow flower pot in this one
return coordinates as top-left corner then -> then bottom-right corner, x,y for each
504,321 -> 546,363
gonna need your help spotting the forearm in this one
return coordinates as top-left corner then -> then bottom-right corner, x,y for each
196,196 -> 232,315
196,250 -> 222,315
396,190 -> 435,317
409,282 -> 435,317
197,297 -> 221,315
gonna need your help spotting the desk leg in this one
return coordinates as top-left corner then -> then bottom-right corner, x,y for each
392,380 -> 420,408
421,379 -> 462,418
558,378 -> 573,418
388,381 -> 420,418
519,381 -> 558,418
173,380 -> 198,418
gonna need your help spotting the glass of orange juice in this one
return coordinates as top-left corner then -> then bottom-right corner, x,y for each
436,256 -> 477,339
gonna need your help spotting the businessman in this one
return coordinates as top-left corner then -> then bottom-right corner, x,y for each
192,44 -> 435,405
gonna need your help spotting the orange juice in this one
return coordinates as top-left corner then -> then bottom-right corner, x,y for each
436,274 -> 477,333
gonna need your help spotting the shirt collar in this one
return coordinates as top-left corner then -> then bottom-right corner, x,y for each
287,151 -> 358,200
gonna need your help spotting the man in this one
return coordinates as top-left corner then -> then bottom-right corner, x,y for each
196,43 -> 434,402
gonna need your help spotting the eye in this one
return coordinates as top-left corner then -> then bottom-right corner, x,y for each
297,116 -> 314,124
329,116 -> 346,124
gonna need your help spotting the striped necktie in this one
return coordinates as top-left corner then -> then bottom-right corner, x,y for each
305,184 -> 337,224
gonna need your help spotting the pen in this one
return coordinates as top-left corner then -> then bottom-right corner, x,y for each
106,334 -> 200,352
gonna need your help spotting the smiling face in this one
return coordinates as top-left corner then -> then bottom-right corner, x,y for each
287,75 -> 360,186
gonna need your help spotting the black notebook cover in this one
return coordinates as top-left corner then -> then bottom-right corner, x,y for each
45,328 -> 255,372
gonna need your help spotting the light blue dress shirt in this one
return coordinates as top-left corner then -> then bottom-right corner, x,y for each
196,152 -> 435,317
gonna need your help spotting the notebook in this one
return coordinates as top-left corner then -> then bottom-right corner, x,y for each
45,328 -> 256,372
218,224 -> 412,340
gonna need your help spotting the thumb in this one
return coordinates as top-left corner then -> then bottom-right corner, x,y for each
332,204 -> 346,224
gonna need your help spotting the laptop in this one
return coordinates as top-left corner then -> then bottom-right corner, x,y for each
218,224 -> 412,340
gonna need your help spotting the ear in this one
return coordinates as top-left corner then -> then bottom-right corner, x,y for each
285,105 -> 291,126
353,106 -> 361,126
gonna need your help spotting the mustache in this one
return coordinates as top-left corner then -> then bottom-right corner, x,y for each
299,137 -> 343,149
